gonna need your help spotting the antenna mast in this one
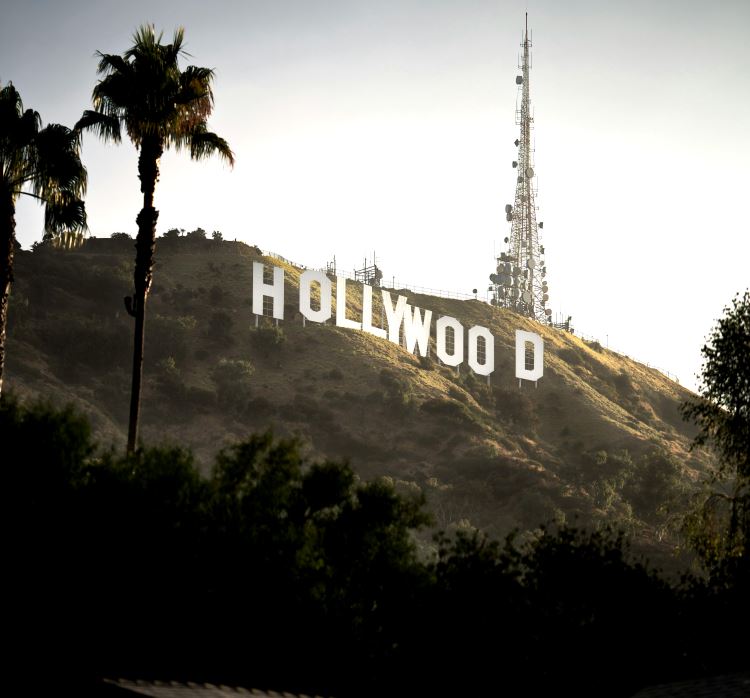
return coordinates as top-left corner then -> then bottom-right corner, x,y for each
489,14 -> 551,323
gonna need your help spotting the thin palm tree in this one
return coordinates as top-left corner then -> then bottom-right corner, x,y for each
0,81 -> 87,396
76,25 -> 234,453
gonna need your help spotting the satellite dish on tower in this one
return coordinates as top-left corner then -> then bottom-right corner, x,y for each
512,161 -> 518,168
522,291 -> 531,303
526,167 -> 534,178
516,75 -> 523,85
505,204 -> 512,213
527,258 -> 536,269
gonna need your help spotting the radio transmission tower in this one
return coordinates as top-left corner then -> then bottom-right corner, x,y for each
490,14 -> 551,324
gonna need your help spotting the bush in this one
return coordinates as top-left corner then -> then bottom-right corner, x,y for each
613,371 -> 634,395
149,314 -> 197,363
378,369 -> 414,413
209,284 -> 225,305
155,356 -> 185,401
493,387 -> 537,431
211,358 -> 255,412
558,346 -> 585,367
2,397 -> 748,698
448,385 -> 469,404
208,311 -> 234,343
36,315 -> 131,376
252,325 -> 286,358
421,397 -> 470,422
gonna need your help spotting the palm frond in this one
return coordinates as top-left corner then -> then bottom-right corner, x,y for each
0,83 -> 40,155
44,194 -> 87,235
165,26 -> 187,63
30,123 -> 88,199
0,81 -> 24,118
75,110 -> 122,144
127,24 -> 164,58
95,51 -> 131,78
18,108 -> 42,140
177,65 -> 215,105
189,127 -> 235,166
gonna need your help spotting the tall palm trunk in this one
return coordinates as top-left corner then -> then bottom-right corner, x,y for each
126,136 -> 162,453
0,185 -> 15,398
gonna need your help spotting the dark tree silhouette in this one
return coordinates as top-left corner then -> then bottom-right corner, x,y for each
0,82 -> 86,395
682,290 -> 750,566
5,394 -> 749,697
76,25 -> 234,452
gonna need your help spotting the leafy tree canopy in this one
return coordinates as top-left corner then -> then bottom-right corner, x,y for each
682,290 -> 750,567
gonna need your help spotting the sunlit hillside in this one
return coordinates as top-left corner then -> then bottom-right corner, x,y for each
6,237 -> 713,566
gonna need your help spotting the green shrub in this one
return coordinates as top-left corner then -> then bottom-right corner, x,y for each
156,356 -> 185,400
558,347 -> 585,366
613,370 -> 634,395
211,358 -> 255,412
421,397 -> 470,421
252,325 -> 286,358
208,310 -> 234,343
493,387 -> 537,431
149,314 -> 197,362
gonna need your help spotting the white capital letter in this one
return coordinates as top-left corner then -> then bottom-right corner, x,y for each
382,290 -> 409,344
362,284 -> 387,339
515,330 -> 544,382
252,262 -> 284,320
299,269 -> 332,323
468,325 -> 495,376
404,305 -> 432,357
336,276 -> 361,330
436,316 -> 463,366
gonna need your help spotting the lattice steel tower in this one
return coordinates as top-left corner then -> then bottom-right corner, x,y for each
490,14 -> 551,324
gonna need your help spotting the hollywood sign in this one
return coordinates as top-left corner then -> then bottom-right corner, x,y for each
252,262 -> 544,383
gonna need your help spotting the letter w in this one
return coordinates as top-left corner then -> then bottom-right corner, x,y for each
404,305 -> 432,357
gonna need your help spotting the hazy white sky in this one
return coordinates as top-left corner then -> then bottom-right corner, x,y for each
2,0 -> 748,391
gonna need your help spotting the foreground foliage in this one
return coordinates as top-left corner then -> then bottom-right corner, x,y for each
4,397 -> 748,697
682,290 -> 750,570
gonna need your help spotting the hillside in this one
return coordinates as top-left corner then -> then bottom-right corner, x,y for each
5,237 -> 713,563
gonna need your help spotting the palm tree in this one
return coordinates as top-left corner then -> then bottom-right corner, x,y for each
0,82 -> 87,396
76,25 -> 234,453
